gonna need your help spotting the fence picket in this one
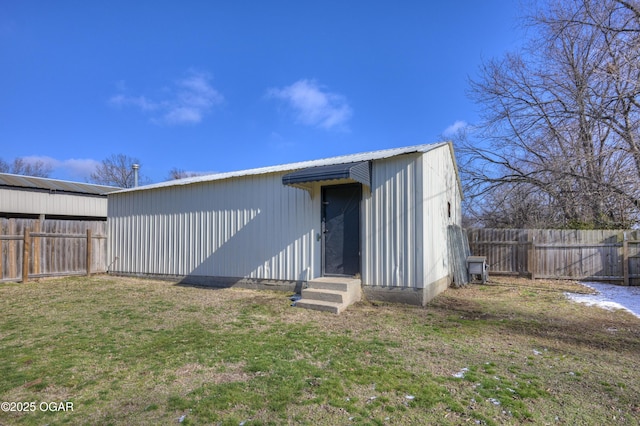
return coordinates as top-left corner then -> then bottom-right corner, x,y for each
0,218 -> 107,282
468,228 -> 638,285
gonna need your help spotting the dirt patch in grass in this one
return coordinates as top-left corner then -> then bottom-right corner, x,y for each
173,362 -> 256,389
0,274 -> 639,425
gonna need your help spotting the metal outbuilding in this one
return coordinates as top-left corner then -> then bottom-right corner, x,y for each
0,173 -> 120,219
107,142 -> 463,306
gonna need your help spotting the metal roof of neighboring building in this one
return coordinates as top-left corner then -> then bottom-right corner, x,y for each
0,173 -> 122,196
113,141 -> 455,194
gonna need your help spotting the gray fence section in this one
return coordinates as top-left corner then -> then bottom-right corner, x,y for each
468,229 -> 640,285
0,218 -> 107,282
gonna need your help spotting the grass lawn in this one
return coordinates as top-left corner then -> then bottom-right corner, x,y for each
0,275 -> 639,425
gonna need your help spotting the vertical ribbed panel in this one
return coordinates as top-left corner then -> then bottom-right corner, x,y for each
108,173 -> 317,281
362,154 -> 419,288
420,145 -> 462,286
361,147 -> 462,289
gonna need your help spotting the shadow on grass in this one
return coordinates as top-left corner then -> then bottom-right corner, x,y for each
175,275 -> 303,294
485,278 -> 594,294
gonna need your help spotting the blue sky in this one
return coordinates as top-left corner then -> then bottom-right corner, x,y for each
1,1 -> 523,183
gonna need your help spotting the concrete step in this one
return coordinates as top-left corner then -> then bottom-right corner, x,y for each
308,277 -> 361,294
308,280 -> 350,292
301,288 -> 346,304
296,277 -> 362,314
295,299 -> 345,314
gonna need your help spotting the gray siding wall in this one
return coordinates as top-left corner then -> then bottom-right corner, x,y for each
108,173 -> 318,281
0,188 -> 108,218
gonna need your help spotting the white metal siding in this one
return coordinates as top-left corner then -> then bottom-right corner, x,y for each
0,188 -> 109,217
362,154 -> 421,288
362,147 -> 461,289
421,145 -> 463,286
108,172 -> 318,281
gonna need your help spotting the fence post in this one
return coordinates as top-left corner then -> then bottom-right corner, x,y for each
623,232 -> 629,286
530,236 -> 537,280
0,224 -> 3,280
22,229 -> 30,283
8,219 -> 16,279
86,229 -> 92,277
33,214 -> 43,275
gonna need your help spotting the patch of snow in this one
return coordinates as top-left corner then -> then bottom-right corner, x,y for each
565,282 -> 640,318
453,367 -> 469,378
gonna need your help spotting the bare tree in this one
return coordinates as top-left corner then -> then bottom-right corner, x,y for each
89,154 -> 148,188
167,168 -> 202,180
0,157 -> 52,177
543,0 -> 640,203
461,0 -> 640,229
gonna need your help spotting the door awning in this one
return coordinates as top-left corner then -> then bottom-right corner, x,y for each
282,161 -> 370,190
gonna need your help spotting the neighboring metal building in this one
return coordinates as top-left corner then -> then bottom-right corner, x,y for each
107,142 -> 463,305
0,173 -> 120,219
0,174 -> 120,282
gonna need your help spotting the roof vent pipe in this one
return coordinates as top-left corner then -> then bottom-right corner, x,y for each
132,164 -> 139,187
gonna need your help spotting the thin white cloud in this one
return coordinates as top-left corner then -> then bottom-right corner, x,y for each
267,79 -> 352,130
162,106 -> 203,125
109,94 -> 161,112
442,120 -> 469,137
22,156 -> 100,180
20,155 -> 59,172
109,70 -> 223,125
62,158 -> 102,178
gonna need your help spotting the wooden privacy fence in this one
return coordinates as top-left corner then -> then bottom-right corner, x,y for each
467,228 -> 640,285
0,218 -> 107,283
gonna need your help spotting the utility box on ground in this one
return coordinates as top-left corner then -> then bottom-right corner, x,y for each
467,256 -> 488,284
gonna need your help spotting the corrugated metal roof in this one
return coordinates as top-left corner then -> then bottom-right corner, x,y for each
0,173 -> 121,196
114,142 -> 452,194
